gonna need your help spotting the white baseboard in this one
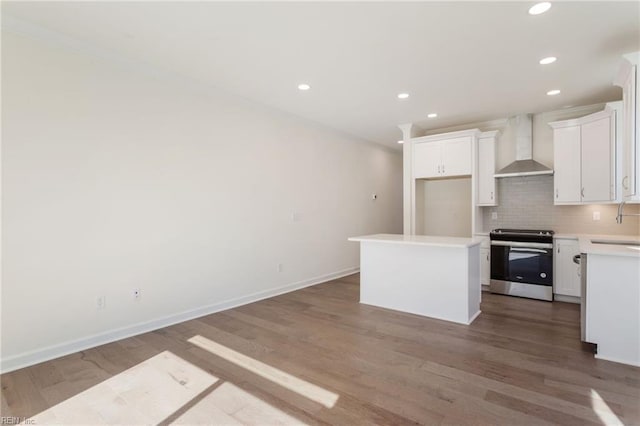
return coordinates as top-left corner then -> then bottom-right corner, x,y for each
467,310 -> 482,325
553,294 -> 581,304
594,353 -> 640,367
0,267 -> 359,374
359,301 -> 476,326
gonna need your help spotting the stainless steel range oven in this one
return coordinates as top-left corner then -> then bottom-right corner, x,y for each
490,229 -> 554,301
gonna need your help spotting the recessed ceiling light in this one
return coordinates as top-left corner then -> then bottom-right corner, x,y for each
427,113 -> 438,118
539,56 -> 557,65
529,2 -> 551,15
397,140 -> 404,144
397,93 -> 409,99
547,89 -> 561,96
298,83 -> 311,91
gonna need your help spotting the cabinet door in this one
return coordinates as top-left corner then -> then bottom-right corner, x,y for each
441,137 -> 472,177
581,115 -> 614,202
554,239 -> 581,297
477,136 -> 496,205
413,142 -> 441,178
553,126 -> 582,204
480,247 -> 490,286
621,66 -> 637,198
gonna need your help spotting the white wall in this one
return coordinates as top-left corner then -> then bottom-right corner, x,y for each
0,31 -> 403,371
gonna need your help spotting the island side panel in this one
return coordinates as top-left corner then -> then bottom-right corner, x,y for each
359,242 -> 475,324
586,254 -> 640,366
467,247 -> 481,323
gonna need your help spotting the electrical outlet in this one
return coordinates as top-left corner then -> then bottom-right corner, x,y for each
491,212 -> 498,220
97,296 -> 106,310
133,288 -> 141,301
277,263 -> 283,273
593,211 -> 601,221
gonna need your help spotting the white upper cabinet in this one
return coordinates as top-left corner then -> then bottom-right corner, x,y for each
441,137 -> 472,177
477,131 -> 498,206
580,114 -> 615,202
413,142 -> 441,178
553,125 -> 582,203
412,135 -> 472,179
614,53 -> 639,201
550,105 -> 618,205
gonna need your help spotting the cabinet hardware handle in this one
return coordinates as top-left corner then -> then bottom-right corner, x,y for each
491,191 -> 493,200
555,189 -> 558,198
442,164 -> 445,174
581,187 -> 585,198
622,176 -> 629,190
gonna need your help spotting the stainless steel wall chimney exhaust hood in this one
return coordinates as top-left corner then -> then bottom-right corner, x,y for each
494,114 -> 553,178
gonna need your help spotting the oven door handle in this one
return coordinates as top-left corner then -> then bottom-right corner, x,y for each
510,247 -> 549,254
490,240 -> 553,249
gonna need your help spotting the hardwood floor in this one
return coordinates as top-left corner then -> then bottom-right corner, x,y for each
2,273 -> 639,425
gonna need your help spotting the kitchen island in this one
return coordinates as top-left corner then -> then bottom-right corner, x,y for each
579,236 -> 640,367
348,234 -> 481,325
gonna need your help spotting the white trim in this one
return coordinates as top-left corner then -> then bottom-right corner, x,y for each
467,310 -> 482,325
359,302 -> 480,326
410,128 -> 481,145
614,52 -> 639,87
540,103 -> 609,121
594,353 -> 640,367
423,118 -> 509,136
479,130 -> 500,138
553,294 -> 580,304
0,267 -> 359,373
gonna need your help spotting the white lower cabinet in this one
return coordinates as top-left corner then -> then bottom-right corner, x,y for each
554,238 -> 581,298
480,247 -> 490,286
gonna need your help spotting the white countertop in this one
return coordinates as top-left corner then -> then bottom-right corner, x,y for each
348,233 -> 481,248
555,233 -> 640,258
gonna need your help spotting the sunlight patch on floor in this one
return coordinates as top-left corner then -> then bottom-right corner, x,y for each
171,381 -> 308,425
590,389 -> 625,425
188,334 -> 339,408
28,351 -> 218,424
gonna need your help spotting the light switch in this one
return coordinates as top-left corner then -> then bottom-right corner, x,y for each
593,211 -> 600,221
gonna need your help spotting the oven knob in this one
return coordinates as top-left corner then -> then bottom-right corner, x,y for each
540,273 -> 547,278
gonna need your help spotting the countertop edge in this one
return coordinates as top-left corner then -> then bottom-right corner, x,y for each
348,234 -> 481,248
554,233 -> 640,257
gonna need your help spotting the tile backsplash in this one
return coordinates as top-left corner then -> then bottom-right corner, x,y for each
482,175 -> 640,236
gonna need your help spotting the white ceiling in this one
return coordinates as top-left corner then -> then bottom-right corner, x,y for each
2,1 -> 639,148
